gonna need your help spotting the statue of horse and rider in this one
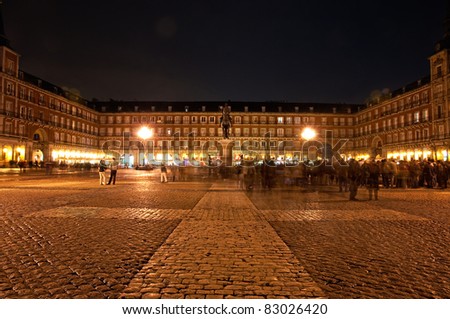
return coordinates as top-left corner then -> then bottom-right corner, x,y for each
219,103 -> 232,139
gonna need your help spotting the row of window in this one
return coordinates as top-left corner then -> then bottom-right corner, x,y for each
359,91 -> 430,123
101,114 -> 355,126
354,128 -> 432,148
100,126 -> 355,138
4,80 -> 97,122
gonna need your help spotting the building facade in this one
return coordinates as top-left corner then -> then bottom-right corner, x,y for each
1,5 -> 450,167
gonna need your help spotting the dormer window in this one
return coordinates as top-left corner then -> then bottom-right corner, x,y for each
202,106 -> 206,112
295,106 -> 299,112
244,106 -> 249,112
185,106 -> 189,112
168,106 -> 173,112
261,106 -> 266,112
309,106 -> 314,112
437,65 -> 442,77
151,106 -> 155,112
134,106 -> 139,112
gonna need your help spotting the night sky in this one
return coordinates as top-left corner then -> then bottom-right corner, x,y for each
2,0 -> 446,104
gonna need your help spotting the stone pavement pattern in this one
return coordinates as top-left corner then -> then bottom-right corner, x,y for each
0,169 -> 449,298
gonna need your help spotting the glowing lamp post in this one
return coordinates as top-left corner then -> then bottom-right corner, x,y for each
301,127 -> 317,162
301,127 -> 316,141
138,127 -> 153,165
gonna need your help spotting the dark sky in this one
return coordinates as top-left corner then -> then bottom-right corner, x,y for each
2,0 -> 446,104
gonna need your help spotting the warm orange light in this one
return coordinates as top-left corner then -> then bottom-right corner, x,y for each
138,127 -> 152,140
301,127 -> 316,140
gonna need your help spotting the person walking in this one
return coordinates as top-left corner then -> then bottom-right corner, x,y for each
98,159 -> 108,185
367,160 -> 380,200
107,157 -> 119,185
160,163 -> 168,183
348,158 -> 360,201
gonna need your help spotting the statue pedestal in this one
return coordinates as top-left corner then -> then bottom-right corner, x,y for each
218,139 -> 234,167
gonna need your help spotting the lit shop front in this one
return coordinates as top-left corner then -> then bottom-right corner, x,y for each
51,148 -> 105,164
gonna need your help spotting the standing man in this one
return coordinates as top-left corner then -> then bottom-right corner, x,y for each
107,157 -> 119,185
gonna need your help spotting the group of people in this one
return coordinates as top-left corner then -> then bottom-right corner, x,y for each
339,158 -> 449,200
231,157 -> 450,200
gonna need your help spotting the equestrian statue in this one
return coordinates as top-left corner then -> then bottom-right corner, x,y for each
219,103 -> 232,139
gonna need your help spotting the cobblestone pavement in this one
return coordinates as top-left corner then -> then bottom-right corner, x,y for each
0,169 -> 449,298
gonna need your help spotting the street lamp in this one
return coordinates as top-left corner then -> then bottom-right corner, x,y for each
301,127 -> 316,141
138,126 -> 153,165
301,127 -> 317,162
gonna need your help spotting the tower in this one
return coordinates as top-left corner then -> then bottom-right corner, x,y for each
429,0 -> 450,157
0,2 -> 19,77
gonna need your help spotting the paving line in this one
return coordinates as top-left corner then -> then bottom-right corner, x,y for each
121,187 -> 325,299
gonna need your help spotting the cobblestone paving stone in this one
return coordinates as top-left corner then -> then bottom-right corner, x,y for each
121,192 -> 324,299
0,170 -> 449,299
248,188 -> 450,298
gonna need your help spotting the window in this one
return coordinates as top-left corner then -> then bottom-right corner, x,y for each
276,128 -> 284,137
19,87 -> 25,99
6,82 -> 14,95
422,109 -> 429,121
209,116 -> 216,124
6,59 -> 15,75
277,117 -> 284,124
200,116 -> 207,123
413,111 -> 420,123
191,116 -> 197,123
183,116 -> 189,124
234,116 -> 241,124
437,65 -> 442,77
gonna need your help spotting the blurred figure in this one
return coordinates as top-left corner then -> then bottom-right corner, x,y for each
160,163 -> 168,183
98,159 -> 108,185
366,160 -> 380,200
107,157 -> 119,185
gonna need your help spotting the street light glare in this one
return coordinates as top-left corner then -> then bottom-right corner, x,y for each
301,127 -> 316,140
137,127 -> 152,139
